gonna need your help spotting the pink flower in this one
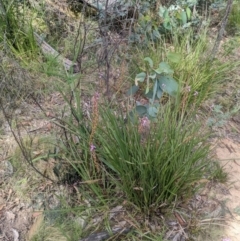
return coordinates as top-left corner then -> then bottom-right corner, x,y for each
90,144 -> 96,152
222,238 -> 231,241
140,116 -> 150,128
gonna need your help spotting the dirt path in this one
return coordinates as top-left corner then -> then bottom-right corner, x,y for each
215,138 -> 240,241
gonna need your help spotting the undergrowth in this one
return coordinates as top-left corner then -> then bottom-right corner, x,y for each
227,0 -> 240,34
129,28 -> 238,117
56,85 -> 213,212
0,0 -> 238,240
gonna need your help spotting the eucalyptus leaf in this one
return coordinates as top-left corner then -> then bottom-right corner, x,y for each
186,7 -> 191,20
159,6 -> 166,17
153,29 -> 161,38
145,90 -> 154,99
182,22 -> 192,29
158,76 -> 179,97
163,9 -> 169,19
144,57 -> 153,68
148,106 -> 158,117
163,21 -> 172,31
233,206 -> 240,216
135,72 -> 146,85
181,11 -> 187,25
156,62 -> 174,75
126,85 -> 139,96
149,73 -> 156,79
136,105 -> 147,117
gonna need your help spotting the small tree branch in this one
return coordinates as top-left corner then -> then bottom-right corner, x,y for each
210,0 -> 233,60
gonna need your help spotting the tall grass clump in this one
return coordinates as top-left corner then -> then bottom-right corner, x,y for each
129,28 -> 238,113
227,0 -> 240,34
170,30 -> 237,109
57,87 -> 212,211
95,104 -> 211,210
0,0 -> 38,61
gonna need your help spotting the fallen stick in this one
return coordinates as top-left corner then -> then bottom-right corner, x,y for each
34,32 -> 80,73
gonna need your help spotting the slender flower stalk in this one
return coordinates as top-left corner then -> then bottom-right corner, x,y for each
89,92 -> 100,172
138,116 -> 150,143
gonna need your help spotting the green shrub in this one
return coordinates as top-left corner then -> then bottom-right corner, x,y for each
0,0 -> 38,61
227,1 -> 240,34
170,30 -> 233,109
131,0 -> 201,45
57,88 -> 213,211
127,57 -> 179,118
128,29 -> 238,115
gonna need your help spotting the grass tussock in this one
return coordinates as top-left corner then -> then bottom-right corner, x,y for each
129,29 -> 238,114
57,88 -> 213,211
96,105 -> 211,210
227,1 -> 240,34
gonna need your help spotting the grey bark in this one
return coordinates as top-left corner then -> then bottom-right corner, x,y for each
210,0 -> 234,60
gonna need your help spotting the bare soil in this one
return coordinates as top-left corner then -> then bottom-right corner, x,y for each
215,136 -> 240,241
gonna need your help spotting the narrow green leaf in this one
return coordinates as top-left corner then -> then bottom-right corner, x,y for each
145,86 -> 150,94
152,81 -> 158,102
145,75 -> 150,94
186,7 -> 191,20
128,110 -> 138,123
157,85 -> 163,99
181,11 -> 187,25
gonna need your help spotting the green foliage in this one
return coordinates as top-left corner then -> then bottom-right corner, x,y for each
159,4 -> 193,31
172,30 -> 238,109
207,104 -> 240,128
2,0 -> 239,238
131,0 -> 201,44
95,104 -> 211,210
222,36 -> 240,56
128,57 -> 179,118
56,83 -> 213,212
0,0 -> 39,61
210,161 -> 228,183
226,0 -> 240,34
128,28 -> 238,119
